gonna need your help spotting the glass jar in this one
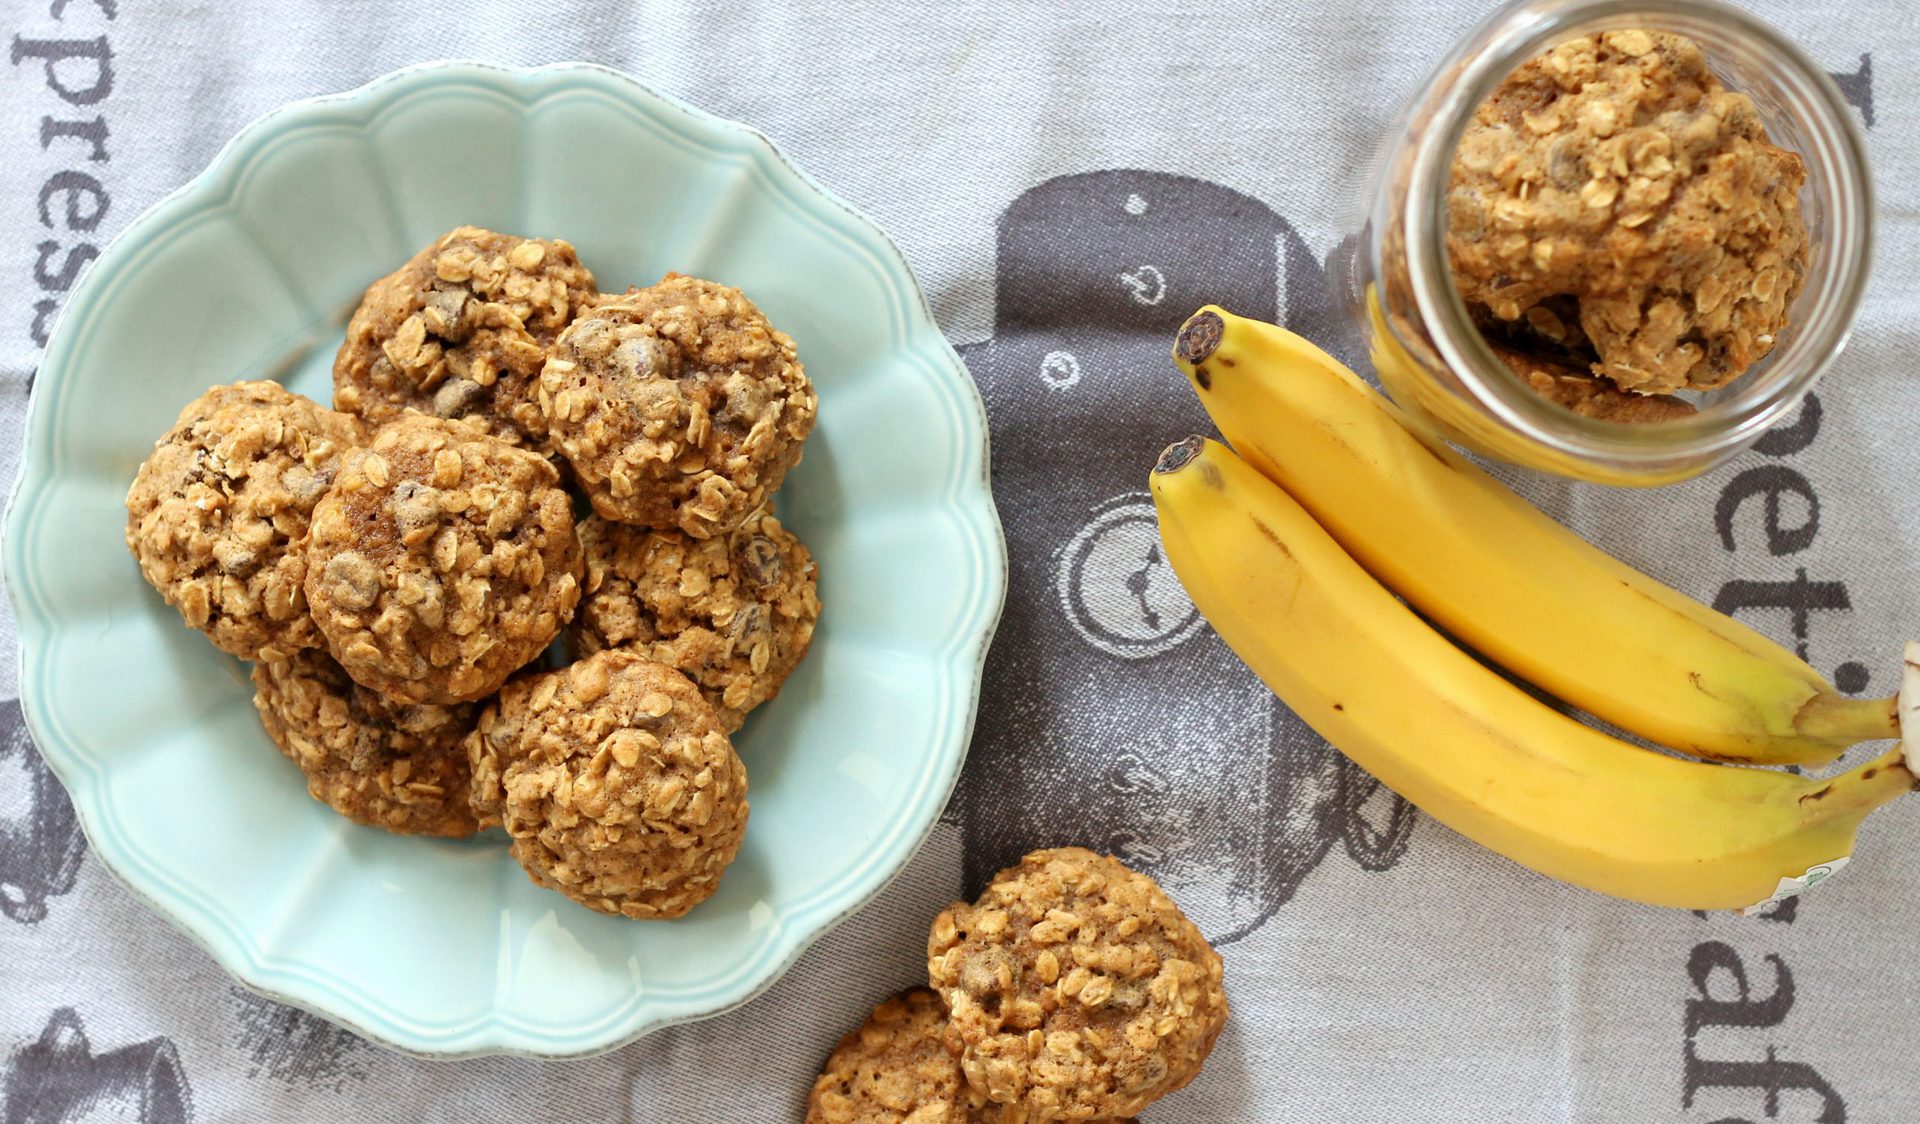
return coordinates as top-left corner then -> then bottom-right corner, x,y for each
1339,0 -> 1872,486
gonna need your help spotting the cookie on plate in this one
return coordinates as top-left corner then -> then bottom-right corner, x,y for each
466,650 -> 748,919
251,649 -> 480,837
568,507 -> 819,732
304,414 -> 582,705
807,989 -> 1138,1124
333,227 -> 597,448
928,848 -> 1228,1122
539,275 -> 817,537
125,380 -> 366,661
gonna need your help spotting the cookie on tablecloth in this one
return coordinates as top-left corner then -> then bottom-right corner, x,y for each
807,988 -> 1139,1124
928,848 -> 1227,1122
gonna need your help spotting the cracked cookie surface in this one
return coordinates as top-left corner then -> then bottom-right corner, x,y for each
928,848 -> 1227,1122
334,227 -> 596,449
466,650 -> 748,919
808,989 -> 1136,1124
125,380 -> 366,661
1448,30 -> 1809,394
304,414 -> 582,705
568,508 -> 819,732
540,275 -> 817,536
252,649 -> 480,837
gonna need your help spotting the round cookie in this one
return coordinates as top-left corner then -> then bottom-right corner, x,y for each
466,650 -> 749,919
125,380 -> 366,661
539,275 -> 817,537
303,414 -> 582,705
807,989 -> 1138,1124
251,649 -> 480,837
568,508 -> 820,732
928,848 -> 1228,1122
333,227 -> 597,448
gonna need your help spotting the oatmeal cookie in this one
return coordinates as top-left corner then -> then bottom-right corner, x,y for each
807,989 -> 1137,1124
304,414 -> 582,705
333,227 -> 597,448
125,380 -> 366,661
540,275 -> 817,536
1487,341 -> 1695,424
568,508 -> 819,732
1448,30 -> 1809,393
466,650 -> 748,919
808,989 -> 970,1124
928,848 -> 1227,1122
251,649 -> 479,837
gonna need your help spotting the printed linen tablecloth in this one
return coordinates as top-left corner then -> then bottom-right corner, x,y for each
2,1 -> 1916,1120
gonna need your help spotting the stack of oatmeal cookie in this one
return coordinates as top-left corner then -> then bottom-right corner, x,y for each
808,848 -> 1230,1123
125,226 -> 821,920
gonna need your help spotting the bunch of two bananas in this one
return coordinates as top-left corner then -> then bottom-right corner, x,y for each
1151,307 -> 1919,912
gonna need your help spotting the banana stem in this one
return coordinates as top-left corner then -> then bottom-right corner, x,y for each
1901,642 -> 1920,773
1795,691 -> 1900,746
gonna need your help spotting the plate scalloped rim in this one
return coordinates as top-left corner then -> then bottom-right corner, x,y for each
3,60 -> 1006,1059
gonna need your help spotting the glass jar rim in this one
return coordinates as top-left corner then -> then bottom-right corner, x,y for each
1389,0 -> 1874,466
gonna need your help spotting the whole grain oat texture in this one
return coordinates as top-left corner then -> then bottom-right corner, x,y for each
1447,30 -> 1809,393
807,988 -> 1138,1124
540,275 -> 817,536
125,380 -> 367,661
568,507 -> 819,732
1486,340 -> 1696,424
333,227 -> 597,449
807,989 -> 971,1124
251,649 -> 480,838
466,650 -> 748,919
927,848 -> 1227,1122
303,414 -> 582,705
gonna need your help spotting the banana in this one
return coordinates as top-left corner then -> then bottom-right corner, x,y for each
1171,306 -> 1898,767
1150,436 -> 1916,911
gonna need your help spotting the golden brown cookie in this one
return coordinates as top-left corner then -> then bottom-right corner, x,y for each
808,989 -> 970,1124
568,508 -> 819,732
808,989 -> 1137,1124
125,380 -> 366,661
1448,30 -> 1808,393
539,275 -> 817,537
333,227 -> 596,449
1486,341 -> 1695,424
251,649 -> 480,837
466,650 -> 749,919
303,414 -> 582,705
928,848 -> 1227,1122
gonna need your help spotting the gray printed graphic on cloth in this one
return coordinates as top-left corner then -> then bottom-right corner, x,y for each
2,2 -> 1918,1122
953,170 -> 1413,946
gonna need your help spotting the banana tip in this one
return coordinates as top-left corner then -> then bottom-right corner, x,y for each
1176,310 -> 1224,368
1154,436 -> 1207,475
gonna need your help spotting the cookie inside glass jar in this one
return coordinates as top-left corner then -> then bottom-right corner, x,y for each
1446,29 -> 1810,422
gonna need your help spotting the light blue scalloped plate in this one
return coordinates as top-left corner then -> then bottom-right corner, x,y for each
3,62 -> 1005,1058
